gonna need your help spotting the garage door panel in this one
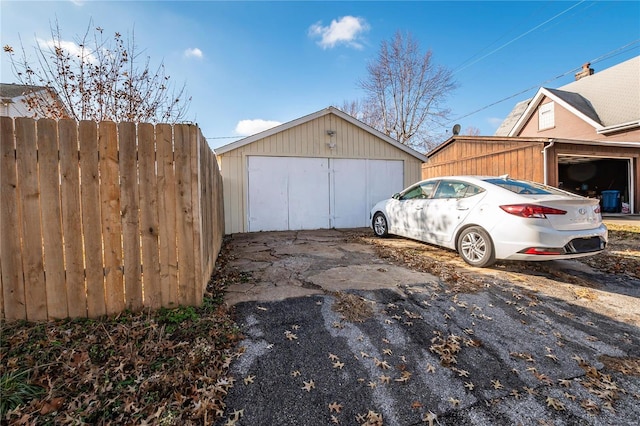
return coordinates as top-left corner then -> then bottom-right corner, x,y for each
368,160 -> 404,210
248,157 -> 289,232
248,156 -> 404,232
288,158 -> 330,230
333,159 -> 367,228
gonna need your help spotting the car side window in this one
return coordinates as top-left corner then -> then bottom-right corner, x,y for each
400,185 -> 424,200
400,181 -> 438,200
460,184 -> 485,198
433,181 -> 484,199
419,182 -> 437,199
433,181 -> 460,199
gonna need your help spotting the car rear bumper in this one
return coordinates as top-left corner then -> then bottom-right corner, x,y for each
491,223 -> 608,261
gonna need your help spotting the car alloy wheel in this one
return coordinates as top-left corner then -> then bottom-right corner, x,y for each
373,213 -> 388,237
458,226 -> 495,267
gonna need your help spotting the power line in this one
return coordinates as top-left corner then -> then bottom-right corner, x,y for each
441,41 -> 640,131
454,1 -> 587,75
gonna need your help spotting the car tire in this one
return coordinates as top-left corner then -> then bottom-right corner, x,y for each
372,212 -> 389,238
457,226 -> 495,267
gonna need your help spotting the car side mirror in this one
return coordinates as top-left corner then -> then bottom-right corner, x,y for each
392,193 -> 400,200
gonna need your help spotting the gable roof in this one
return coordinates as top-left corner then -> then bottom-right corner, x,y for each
507,87 -> 604,136
494,99 -> 530,136
215,106 -> 428,162
0,83 -> 49,103
496,55 -> 640,136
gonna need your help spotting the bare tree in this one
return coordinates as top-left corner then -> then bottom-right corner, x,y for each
355,31 -> 457,151
464,126 -> 481,136
3,19 -> 191,123
338,99 -> 383,128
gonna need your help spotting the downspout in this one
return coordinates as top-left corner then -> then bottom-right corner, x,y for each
541,140 -> 556,185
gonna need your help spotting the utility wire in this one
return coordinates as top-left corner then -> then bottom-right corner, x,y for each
454,1 -> 587,75
441,40 -> 640,130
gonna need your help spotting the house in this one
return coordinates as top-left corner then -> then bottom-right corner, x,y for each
215,106 -> 427,233
0,83 -> 68,118
423,56 -> 640,214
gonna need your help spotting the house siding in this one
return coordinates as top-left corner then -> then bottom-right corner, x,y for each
422,139 -> 546,182
520,98 -> 598,140
218,113 -> 423,234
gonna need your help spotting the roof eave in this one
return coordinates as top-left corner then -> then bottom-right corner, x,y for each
215,106 -> 428,162
549,137 -> 640,149
597,120 -> 640,135
426,135 -> 551,158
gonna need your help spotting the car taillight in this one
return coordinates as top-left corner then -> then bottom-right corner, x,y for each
521,247 -> 564,255
594,205 -> 601,214
500,204 -> 567,218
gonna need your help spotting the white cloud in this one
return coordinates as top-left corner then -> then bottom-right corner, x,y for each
308,16 -> 369,49
37,37 -> 97,63
184,47 -> 203,59
235,119 -> 282,136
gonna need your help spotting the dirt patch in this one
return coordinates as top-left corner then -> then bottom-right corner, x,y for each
332,292 -> 375,323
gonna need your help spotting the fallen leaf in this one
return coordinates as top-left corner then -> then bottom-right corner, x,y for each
546,396 -> 565,411
328,401 -> 343,413
302,380 -> 315,392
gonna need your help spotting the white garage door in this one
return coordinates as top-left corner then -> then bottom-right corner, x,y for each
248,156 -> 403,232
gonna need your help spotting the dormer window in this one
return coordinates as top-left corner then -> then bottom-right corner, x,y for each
539,102 -> 555,130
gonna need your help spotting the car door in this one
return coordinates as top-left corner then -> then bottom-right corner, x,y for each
387,181 -> 435,238
424,180 -> 485,246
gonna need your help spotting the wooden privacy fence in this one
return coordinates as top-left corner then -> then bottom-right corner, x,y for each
1,117 -> 224,321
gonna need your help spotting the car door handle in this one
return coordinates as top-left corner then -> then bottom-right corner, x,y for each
457,207 -> 469,211
415,206 -> 423,210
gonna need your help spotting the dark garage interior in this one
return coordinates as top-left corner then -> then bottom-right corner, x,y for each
558,158 -> 630,213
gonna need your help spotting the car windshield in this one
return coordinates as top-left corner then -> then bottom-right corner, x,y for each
483,178 -> 571,196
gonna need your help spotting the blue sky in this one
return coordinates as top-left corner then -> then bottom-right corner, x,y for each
1,1 -> 639,150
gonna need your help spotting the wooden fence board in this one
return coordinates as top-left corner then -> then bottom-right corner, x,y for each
38,119 -> 67,319
59,119 -> 86,317
79,121 -> 106,317
174,125 -> 196,306
118,122 -> 142,311
2,118 -> 225,321
190,126 -> 204,305
138,123 -> 161,308
99,121 -> 125,315
202,143 -> 214,278
1,116 -> 26,320
15,118 -> 47,320
156,123 -> 178,307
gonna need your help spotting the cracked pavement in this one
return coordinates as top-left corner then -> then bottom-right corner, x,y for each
217,229 -> 640,425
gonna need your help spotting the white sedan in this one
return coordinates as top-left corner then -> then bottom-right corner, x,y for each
370,175 -> 607,267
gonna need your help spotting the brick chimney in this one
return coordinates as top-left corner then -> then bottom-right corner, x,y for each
575,62 -> 594,81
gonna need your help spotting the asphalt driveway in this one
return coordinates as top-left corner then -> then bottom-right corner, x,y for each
217,229 -> 640,426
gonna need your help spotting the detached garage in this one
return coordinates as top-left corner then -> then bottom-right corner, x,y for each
216,107 -> 426,234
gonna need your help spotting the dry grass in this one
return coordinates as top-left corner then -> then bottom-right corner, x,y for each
0,240 -> 244,425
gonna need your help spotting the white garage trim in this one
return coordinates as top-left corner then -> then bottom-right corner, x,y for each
247,156 -> 403,232
558,154 -> 634,214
